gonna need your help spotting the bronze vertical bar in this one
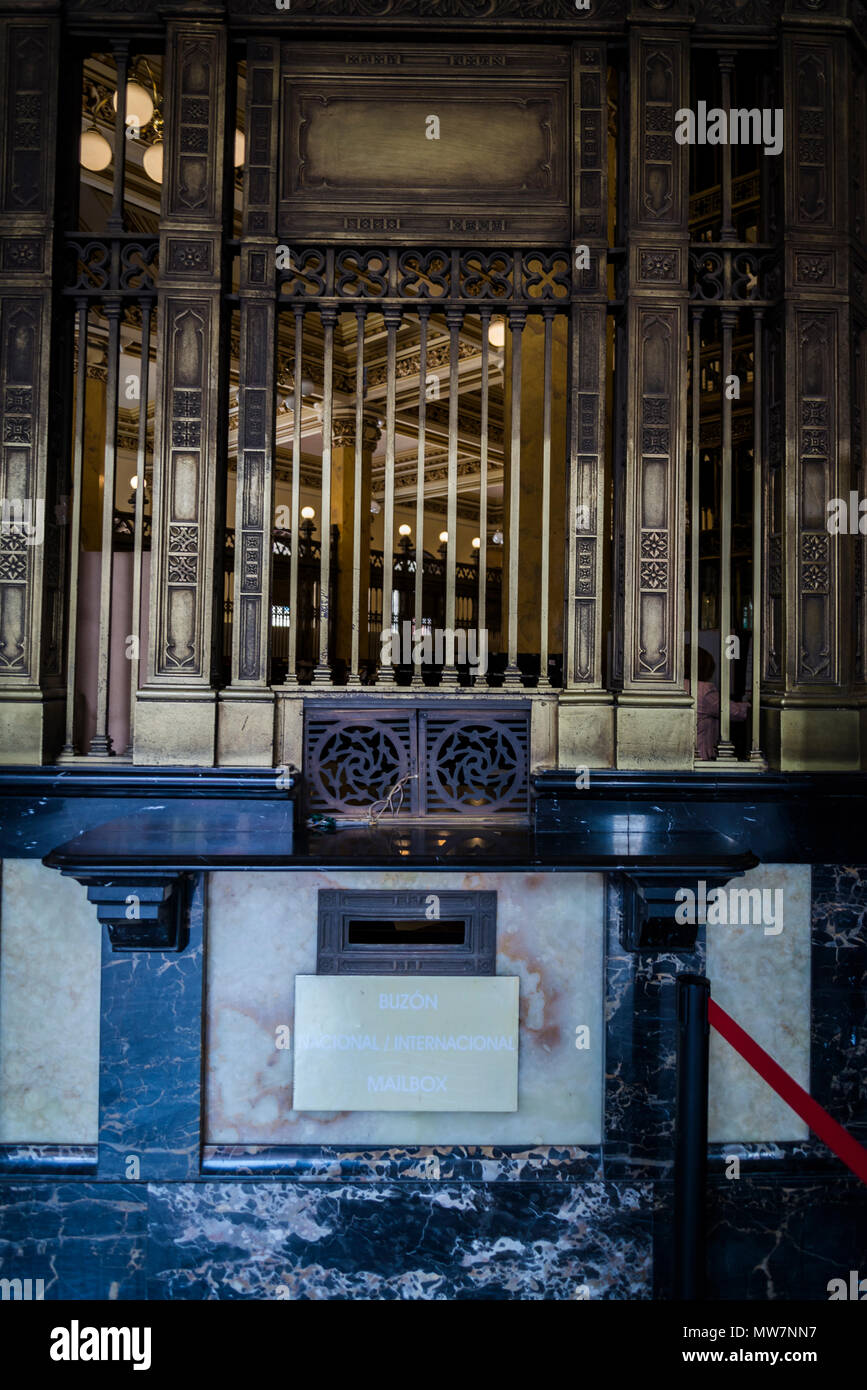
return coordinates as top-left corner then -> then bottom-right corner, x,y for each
228,295 -> 276,693
719,53 -> 736,243
284,305 -> 303,687
717,308 -> 736,758
411,307 -> 429,689
106,42 -> 129,237
87,297 -> 123,755
538,308 -> 554,690
347,306 -> 367,687
313,306 -> 336,684
565,301 -> 581,681
59,299 -> 89,758
504,308 -> 526,688
476,308 -> 491,692
750,309 -> 764,763
690,308 -> 702,759
376,307 -> 400,686
125,298 -> 152,754
441,306 -> 463,687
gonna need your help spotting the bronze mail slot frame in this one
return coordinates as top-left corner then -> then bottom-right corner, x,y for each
316,889 -> 498,975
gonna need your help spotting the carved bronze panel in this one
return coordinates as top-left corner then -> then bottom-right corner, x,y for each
279,45 -> 570,243
304,705 -> 530,817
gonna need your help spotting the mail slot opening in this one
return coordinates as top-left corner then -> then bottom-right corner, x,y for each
347,919 -> 466,945
317,890 -> 496,974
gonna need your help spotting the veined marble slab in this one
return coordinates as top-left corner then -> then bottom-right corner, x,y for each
0,860 -> 101,1143
205,870 -> 605,1146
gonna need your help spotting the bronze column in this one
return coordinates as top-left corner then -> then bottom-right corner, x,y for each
617,16 -> 692,768
135,17 -> 230,765
560,39 -> 614,768
219,37 -> 279,765
0,6 -> 65,763
762,11 -> 859,769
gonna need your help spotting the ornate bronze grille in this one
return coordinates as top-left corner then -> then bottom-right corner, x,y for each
304,704 -> 530,818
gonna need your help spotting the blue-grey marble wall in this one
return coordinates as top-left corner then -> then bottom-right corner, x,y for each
147,1178 -> 653,1300
811,865 -> 867,1145
98,876 -> 204,1180
604,877 -> 706,1179
0,1182 -> 146,1300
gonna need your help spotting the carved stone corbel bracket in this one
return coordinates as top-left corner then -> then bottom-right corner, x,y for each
617,866 -> 754,952
63,872 -> 193,952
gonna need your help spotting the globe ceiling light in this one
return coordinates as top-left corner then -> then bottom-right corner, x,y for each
234,129 -> 245,167
487,317 -> 506,349
472,536 -> 481,548
112,81 -> 155,128
79,128 -> 112,172
142,140 -> 164,184
398,524 -> 411,536
492,529 -> 504,545
439,531 -> 449,544
301,506 -> 315,520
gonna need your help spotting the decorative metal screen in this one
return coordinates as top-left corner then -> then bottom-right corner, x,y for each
317,889 -> 497,975
304,704 -> 530,818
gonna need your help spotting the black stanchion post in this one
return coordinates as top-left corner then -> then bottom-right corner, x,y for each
674,972 -> 710,1300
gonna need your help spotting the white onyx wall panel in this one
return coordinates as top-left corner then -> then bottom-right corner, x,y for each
707,865 -> 811,1143
0,860 -> 101,1143
205,870 -> 606,1146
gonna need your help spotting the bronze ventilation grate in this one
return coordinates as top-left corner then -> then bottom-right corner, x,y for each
303,704 -> 530,818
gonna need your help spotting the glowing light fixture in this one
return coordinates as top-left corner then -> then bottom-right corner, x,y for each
471,536 -> 481,549
142,140 -> 164,184
487,317 -> 506,349
79,128 -> 112,172
234,129 -> 245,167
112,81 -> 154,128
301,506 -> 315,520
398,524 -> 411,536
439,531 -> 449,543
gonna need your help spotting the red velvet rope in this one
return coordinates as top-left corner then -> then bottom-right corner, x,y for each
708,997 -> 867,1187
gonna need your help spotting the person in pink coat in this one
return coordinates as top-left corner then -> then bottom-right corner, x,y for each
685,645 -> 750,761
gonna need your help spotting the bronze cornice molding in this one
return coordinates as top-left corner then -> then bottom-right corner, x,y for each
58,0 -> 864,33
0,0 -> 61,11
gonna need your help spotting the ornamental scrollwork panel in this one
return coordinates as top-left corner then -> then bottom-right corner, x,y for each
277,247 -> 571,303
306,712 -> 415,812
425,715 -> 528,815
304,707 -> 529,816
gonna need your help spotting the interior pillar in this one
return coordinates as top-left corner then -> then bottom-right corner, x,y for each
218,36 -> 279,765
615,17 -> 693,769
0,8 -> 66,763
762,16 -> 860,769
559,39 -> 615,768
135,18 -> 230,765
